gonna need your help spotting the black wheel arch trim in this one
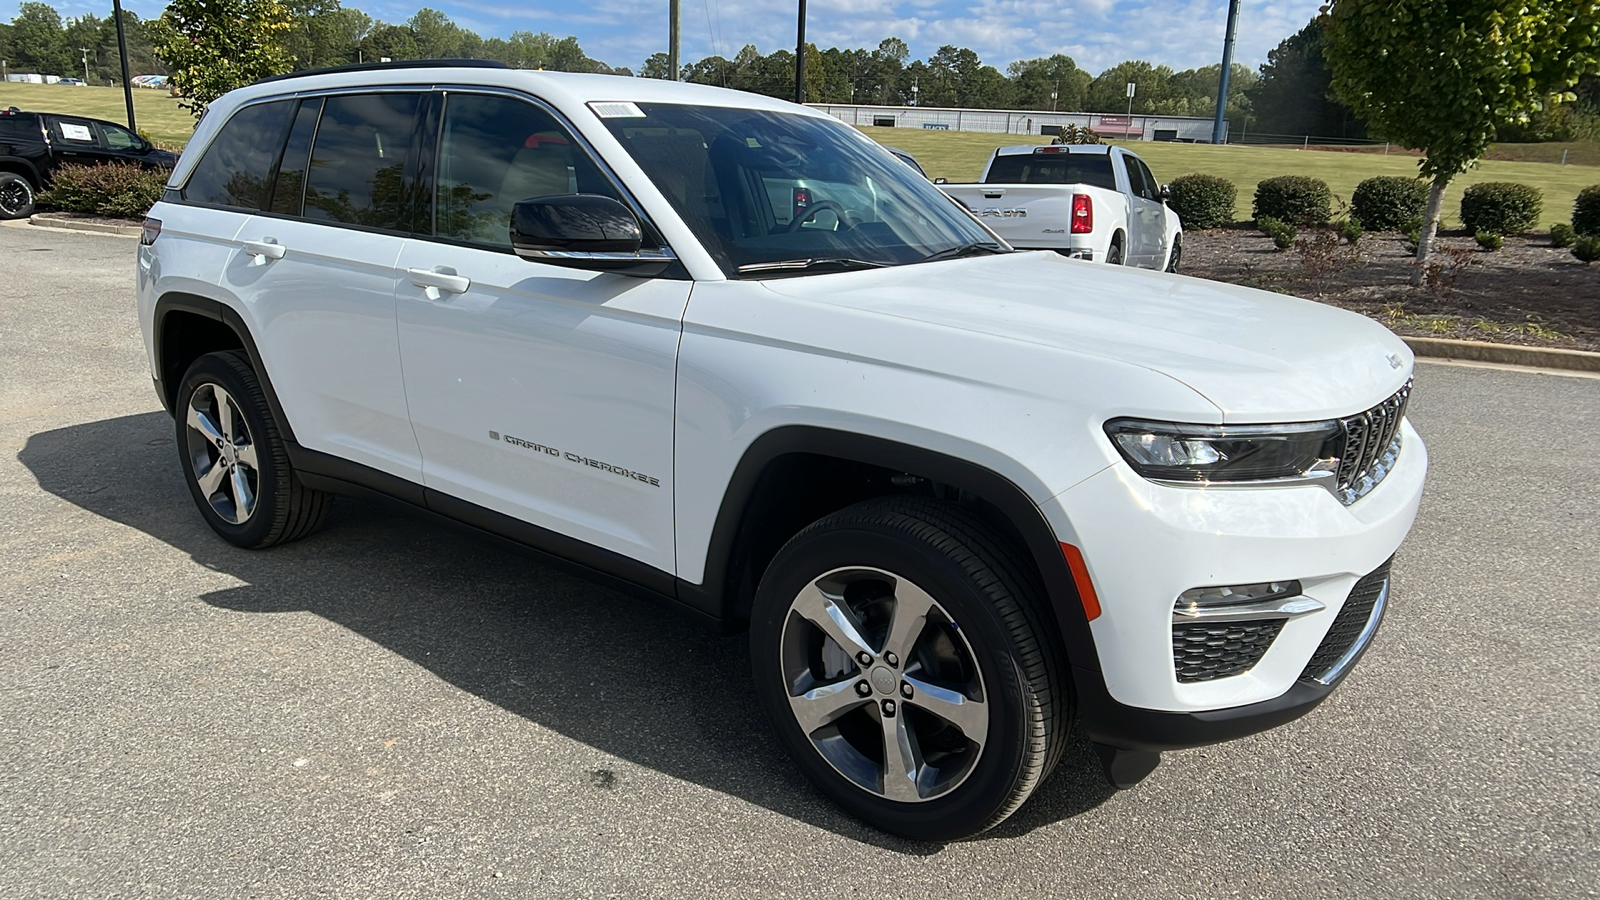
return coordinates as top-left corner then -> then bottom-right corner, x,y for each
152,292 -> 297,446
683,425 -> 1104,673
0,156 -> 45,186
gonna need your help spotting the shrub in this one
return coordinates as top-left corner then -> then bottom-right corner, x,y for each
1350,176 -> 1428,232
1166,173 -> 1237,230
1573,186 -> 1600,236
1253,175 -> 1332,226
1459,182 -> 1542,234
1474,230 -> 1503,251
1336,218 -> 1363,244
1575,235 -> 1600,264
1257,215 -> 1296,250
36,162 -> 167,219
1550,223 -> 1576,247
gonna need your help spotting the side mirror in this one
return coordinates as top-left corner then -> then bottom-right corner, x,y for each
1160,183 -> 1172,202
511,194 -> 675,275
933,177 -> 949,184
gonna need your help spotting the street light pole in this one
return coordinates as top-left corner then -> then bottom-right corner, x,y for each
112,0 -> 136,133
1212,0 -> 1241,144
668,0 -> 680,81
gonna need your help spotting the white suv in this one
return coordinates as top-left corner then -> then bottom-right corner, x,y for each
137,62 -> 1426,840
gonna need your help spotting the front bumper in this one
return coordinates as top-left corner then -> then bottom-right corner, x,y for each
1044,420 -> 1425,748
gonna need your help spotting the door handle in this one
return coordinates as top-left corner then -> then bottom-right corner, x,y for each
407,267 -> 471,294
241,239 -> 286,260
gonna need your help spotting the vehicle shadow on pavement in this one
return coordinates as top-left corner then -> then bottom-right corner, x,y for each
21,412 -> 1116,848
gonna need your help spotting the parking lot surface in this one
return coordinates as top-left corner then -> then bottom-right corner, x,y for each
2,224 -> 1597,899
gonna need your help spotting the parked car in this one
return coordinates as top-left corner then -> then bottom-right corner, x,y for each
938,144 -> 1183,271
137,62 -> 1425,840
0,107 -> 179,218
57,77 -> 87,86
884,145 -> 927,177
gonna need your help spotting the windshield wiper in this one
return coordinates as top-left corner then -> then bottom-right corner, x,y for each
916,241 -> 1009,264
736,257 -> 891,276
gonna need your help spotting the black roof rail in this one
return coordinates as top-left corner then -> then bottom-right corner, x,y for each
253,59 -> 511,86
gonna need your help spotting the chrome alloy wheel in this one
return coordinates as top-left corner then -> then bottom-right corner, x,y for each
184,383 -> 260,524
779,566 -> 989,803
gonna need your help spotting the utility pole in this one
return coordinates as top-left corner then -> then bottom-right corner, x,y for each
668,0 -> 680,81
79,48 -> 91,84
1212,0 -> 1241,144
794,0 -> 807,103
112,0 -> 136,132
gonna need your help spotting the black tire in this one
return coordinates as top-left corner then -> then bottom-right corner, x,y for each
1106,235 -> 1125,266
750,497 -> 1068,841
0,172 -> 36,220
1165,235 -> 1182,273
175,350 -> 330,548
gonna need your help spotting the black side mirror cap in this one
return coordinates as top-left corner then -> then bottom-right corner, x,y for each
511,194 -> 674,275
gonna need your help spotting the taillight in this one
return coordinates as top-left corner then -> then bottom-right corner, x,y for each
140,217 -> 161,245
1070,194 -> 1093,234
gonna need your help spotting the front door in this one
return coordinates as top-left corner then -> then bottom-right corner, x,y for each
395,90 -> 689,574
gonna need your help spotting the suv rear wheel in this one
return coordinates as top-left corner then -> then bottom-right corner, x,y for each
0,172 -> 36,220
750,497 -> 1067,840
175,351 -> 330,548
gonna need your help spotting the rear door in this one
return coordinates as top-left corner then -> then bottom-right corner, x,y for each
42,115 -> 105,167
219,93 -> 426,483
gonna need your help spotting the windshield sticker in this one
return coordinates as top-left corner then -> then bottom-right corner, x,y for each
589,101 -> 645,119
60,123 -> 92,141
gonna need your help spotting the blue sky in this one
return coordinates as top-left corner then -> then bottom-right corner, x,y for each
15,0 -> 1326,76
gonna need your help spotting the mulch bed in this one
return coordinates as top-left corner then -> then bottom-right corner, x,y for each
1183,227 -> 1600,353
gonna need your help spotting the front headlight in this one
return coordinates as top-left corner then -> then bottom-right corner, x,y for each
1105,418 -> 1342,483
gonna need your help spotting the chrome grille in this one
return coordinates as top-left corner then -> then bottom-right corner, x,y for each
1334,381 -> 1411,505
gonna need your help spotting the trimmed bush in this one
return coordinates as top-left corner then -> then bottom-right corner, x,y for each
1336,218 -> 1363,244
1350,176 -> 1428,232
1550,223 -> 1576,248
1575,235 -> 1600,264
1573,186 -> 1600,236
1257,216 -> 1296,250
1166,173 -> 1237,230
1253,175 -> 1332,226
1459,182 -> 1542,234
36,162 -> 166,219
1474,230 -> 1503,251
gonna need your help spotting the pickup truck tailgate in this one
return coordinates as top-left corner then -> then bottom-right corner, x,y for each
939,184 -> 1095,250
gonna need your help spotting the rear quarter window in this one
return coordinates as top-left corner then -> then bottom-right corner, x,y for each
183,100 -> 296,210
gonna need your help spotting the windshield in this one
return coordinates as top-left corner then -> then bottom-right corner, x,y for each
599,103 -> 1001,276
984,153 -> 1117,190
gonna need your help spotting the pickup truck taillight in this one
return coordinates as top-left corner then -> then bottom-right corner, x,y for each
1070,194 -> 1093,234
140,217 -> 161,246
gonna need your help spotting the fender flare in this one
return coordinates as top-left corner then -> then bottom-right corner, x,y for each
151,291 -> 297,445
680,425 -> 1103,674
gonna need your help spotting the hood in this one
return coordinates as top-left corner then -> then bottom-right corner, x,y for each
758,251 -> 1412,421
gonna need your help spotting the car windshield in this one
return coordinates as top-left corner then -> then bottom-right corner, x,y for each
599,103 -> 1000,277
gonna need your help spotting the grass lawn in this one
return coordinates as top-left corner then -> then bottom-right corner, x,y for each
865,127 -> 1600,230
0,82 -> 197,149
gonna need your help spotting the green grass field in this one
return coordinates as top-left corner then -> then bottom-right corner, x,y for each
865,128 -> 1599,230
0,82 -> 197,148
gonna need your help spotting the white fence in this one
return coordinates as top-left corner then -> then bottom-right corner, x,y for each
808,103 -> 1222,142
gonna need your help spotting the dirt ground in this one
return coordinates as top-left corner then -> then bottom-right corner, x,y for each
1183,227 -> 1600,353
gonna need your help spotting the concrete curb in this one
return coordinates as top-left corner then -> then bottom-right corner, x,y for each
28,213 -> 142,238
1404,336 -> 1600,373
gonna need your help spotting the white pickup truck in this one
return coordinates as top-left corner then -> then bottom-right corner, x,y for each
939,144 -> 1183,271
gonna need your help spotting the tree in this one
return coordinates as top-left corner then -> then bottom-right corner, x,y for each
9,2 -> 71,76
1008,55 -> 1091,111
1247,19 -> 1363,139
1325,1 -> 1600,281
148,0 -> 294,117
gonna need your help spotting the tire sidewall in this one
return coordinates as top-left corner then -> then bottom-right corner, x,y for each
751,521 -> 1036,841
1167,236 -> 1182,272
174,353 -> 286,548
0,173 -> 36,220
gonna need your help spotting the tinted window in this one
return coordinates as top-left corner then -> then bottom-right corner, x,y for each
303,93 -> 420,230
99,122 -> 140,151
983,153 -> 1117,190
0,113 -> 41,140
434,93 -> 620,248
49,117 -> 98,145
268,98 -> 322,216
184,100 -> 295,210
1134,158 -> 1160,200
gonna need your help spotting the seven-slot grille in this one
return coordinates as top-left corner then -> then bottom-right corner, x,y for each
1333,381 -> 1411,505
1299,557 -> 1393,684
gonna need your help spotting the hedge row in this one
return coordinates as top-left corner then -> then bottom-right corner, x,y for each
37,162 -> 166,219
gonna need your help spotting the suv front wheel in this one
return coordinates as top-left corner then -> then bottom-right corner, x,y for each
750,497 -> 1068,840
175,351 -> 330,548
0,172 -> 36,220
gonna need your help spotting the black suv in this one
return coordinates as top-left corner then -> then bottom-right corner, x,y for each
0,107 -> 180,219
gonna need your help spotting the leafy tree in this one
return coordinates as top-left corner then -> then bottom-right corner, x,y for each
283,0 -> 370,69
1324,0 -> 1600,281
639,52 -> 675,80
10,2 -> 71,76
1008,55 -> 1091,112
1247,18 -> 1364,138
1087,61 -> 1172,113
148,0 -> 294,117
359,22 -> 418,63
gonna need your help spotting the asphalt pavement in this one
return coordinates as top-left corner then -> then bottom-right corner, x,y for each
2,221 -> 1597,899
